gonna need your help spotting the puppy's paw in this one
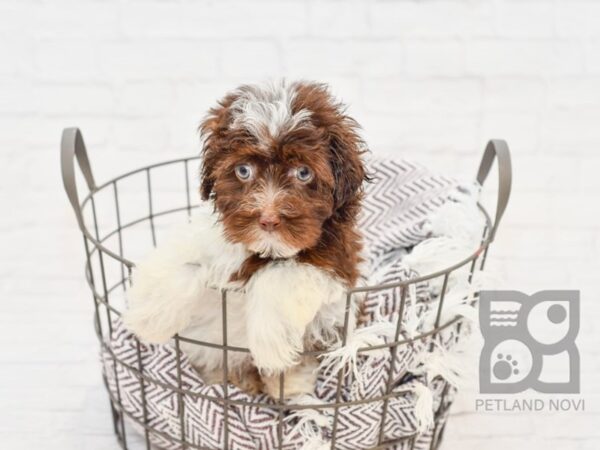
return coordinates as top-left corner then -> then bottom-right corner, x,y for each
247,323 -> 303,373
229,365 -> 265,396
203,363 -> 265,396
246,260 -> 330,374
123,262 -> 206,344
262,357 -> 318,399
122,308 -> 175,344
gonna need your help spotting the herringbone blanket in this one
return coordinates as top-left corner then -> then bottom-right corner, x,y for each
102,157 -> 482,450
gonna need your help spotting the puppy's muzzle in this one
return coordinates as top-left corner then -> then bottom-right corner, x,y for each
259,212 -> 281,232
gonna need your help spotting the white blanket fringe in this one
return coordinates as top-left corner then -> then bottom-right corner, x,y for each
413,382 -> 435,432
318,321 -> 397,386
285,395 -> 332,450
409,332 -> 482,391
318,273 -> 490,398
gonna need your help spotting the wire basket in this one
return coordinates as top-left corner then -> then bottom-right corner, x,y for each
61,128 -> 511,450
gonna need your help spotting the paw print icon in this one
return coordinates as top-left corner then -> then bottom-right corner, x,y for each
479,290 -> 579,394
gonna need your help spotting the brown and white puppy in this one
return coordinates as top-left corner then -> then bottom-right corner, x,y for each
124,80 -> 367,397
201,80 -> 366,285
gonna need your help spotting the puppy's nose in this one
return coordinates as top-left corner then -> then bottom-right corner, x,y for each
259,213 -> 281,231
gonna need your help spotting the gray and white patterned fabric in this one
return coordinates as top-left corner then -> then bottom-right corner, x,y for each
102,157 -> 474,450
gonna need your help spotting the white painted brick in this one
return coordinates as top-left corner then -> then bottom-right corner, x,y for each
0,1 -> 29,36
404,40 -> 465,76
0,386 -> 88,412
369,0 -> 494,38
585,41 -> 600,73
167,117 -> 209,153
0,39 -> 32,77
21,117 -> 110,149
466,40 -> 584,76
98,41 -> 219,81
0,80 -> 37,114
493,226 -> 551,260
446,436 -> 582,450
34,84 -> 116,115
360,112 -> 481,154
110,118 -> 170,153
499,227 -> 596,261
483,78 -> 545,112
122,1 -> 302,39
174,81 -> 235,114
481,111 -> 540,154
221,41 -> 281,78
2,150 -> 68,192
448,413 -> 535,437
319,77 -> 363,111
556,0 -> 600,38
34,40 -> 101,82
500,259 -> 572,291
495,0 -> 555,38
576,440 -> 600,450
363,79 -> 482,114
512,155 -> 581,192
540,109 -> 600,153
32,2 -> 119,39
548,78 -> 600,109
0,117 -> 30,149
119,1 -> 188,38
282,40 -> 356,76
116,81 -> 174,117
547,193 -> 600,227
308,0 -> 369,37
502,192 -> 556,227
211,1 -> 308,37
534,413 -> 600,438
352,41 -> 405,77
579,157 -> 600,191
366,1 -> 416,38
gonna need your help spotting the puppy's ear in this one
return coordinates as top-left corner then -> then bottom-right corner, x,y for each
327,116 -> 368,218
198,93 -> 237,201
199,115 -> 218,201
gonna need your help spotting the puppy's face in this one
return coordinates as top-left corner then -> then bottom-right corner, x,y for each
206,132 -> 335,258
200,81 -> 366,258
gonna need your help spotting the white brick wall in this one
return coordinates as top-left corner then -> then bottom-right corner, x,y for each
1,1 -> 599,449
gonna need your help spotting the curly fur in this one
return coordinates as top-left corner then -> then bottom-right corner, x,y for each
124,80 -> 367,398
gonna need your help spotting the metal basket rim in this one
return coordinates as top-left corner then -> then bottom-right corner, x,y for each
78,155 -> 494,295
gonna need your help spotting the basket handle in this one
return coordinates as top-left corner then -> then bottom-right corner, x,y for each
61,127 -> 96,233
476,139 -> 512,242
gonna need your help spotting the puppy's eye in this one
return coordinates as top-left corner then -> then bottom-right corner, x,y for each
235,164 -> 253,181
294,166 -> 313,183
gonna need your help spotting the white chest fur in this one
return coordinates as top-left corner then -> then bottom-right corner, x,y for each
124,211 -> 351,376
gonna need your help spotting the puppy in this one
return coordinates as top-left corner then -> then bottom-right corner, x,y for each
124,80 -> 367,398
